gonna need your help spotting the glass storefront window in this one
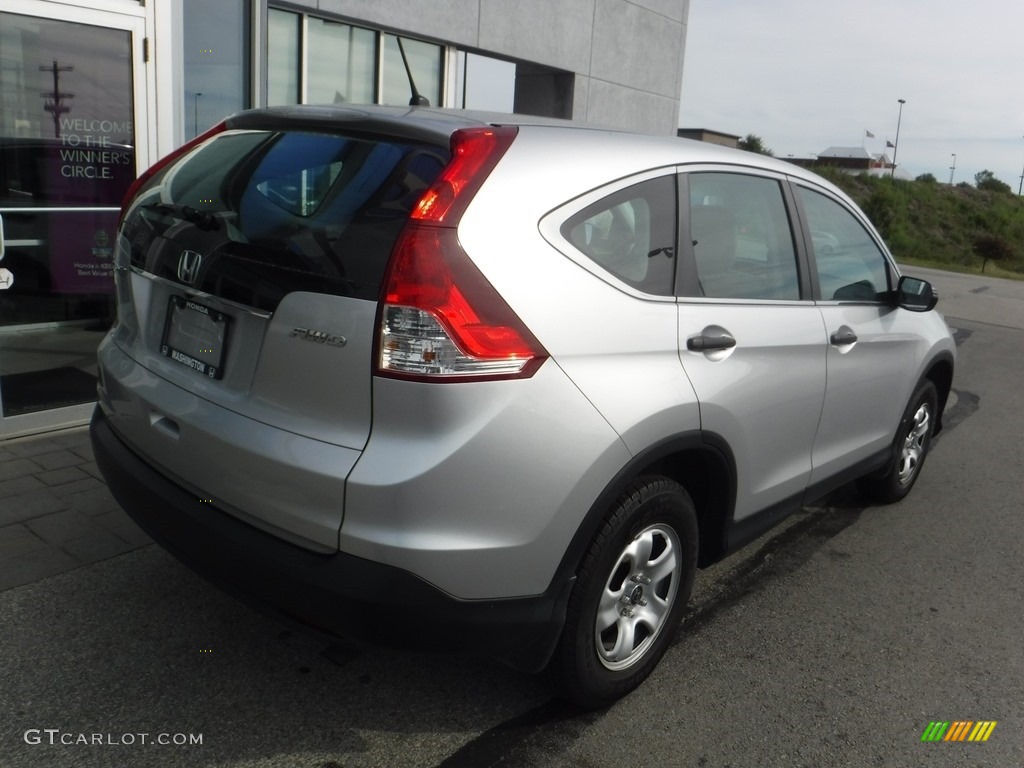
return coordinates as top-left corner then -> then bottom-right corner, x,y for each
0,11 -> 137,422
307,19 -> 375,105
381,34 -> 441,107
268,9 -> 300,106
183,0 -> 250,139
456,52 -> 515,111
266,10 -> 443,108
261,9 -> 566,119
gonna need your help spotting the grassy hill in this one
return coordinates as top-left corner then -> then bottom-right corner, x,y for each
808,167 -> 1024,279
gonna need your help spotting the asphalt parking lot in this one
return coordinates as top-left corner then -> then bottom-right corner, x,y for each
1,265 -> 1022,768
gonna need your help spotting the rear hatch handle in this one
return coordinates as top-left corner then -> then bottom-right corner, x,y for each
149,412 -> 181,440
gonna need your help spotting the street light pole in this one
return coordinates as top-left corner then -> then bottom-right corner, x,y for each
949,153 -> 956,185
1018,136 -> 1024,195
891,98 -> 906,179
194,92 -> 202,138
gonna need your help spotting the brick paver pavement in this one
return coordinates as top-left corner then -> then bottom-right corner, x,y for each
0,426 -> 150,591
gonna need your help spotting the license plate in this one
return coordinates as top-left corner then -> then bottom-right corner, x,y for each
160,296 -> 230,379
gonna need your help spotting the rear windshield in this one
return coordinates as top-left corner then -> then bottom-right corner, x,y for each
121,129 -> 449,308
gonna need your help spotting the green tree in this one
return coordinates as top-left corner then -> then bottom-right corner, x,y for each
813,163 -> 1024,275
738,134 -> 774,157
860,184 -> 899,239
973,233 -> 1014,272
974,170 -> 1012,194
916,173 -> 937,183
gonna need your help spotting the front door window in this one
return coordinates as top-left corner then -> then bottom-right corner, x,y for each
796,186 -> 891,302
0,11 -> 136,425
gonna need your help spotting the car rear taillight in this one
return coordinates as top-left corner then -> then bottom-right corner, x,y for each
118,120 -> 228,225
410,126 -> 515,225
376,126 -> 548,381
379,227 -> 546,379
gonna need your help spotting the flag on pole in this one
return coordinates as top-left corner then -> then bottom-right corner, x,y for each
865,130 -> 875,138
886,140 -> 895,148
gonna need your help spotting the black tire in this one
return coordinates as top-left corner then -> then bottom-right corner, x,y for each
858,379 -> 938,504
549,475 -> 698,709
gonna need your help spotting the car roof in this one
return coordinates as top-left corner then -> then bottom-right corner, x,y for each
223,104 -> 845,199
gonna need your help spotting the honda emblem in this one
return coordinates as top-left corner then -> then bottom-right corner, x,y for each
177,250 -> 203,284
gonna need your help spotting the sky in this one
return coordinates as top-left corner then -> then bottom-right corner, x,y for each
679,0 -> 1024,189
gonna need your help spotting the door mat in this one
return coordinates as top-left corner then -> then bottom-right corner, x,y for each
1,367 -> 98,417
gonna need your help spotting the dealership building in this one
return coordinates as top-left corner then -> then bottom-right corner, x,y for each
0,0 -> 689,439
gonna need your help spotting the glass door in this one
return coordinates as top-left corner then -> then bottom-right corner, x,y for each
0,3 -> 147,438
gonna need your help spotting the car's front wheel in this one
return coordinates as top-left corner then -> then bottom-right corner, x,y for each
859,379 -> 938,503
549,476 -> 697,709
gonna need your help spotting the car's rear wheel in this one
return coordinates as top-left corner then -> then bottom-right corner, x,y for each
859,379 -> 938,504
549,475 -> 697,709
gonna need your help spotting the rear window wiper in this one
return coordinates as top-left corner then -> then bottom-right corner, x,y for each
141,202 -> 220,231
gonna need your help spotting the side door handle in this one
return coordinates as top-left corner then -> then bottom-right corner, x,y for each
829,327 -> 858,345
687,334 -> 737,352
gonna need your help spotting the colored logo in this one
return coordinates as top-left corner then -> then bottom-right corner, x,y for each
921,721 -> 997,742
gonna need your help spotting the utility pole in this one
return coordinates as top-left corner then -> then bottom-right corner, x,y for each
40,60 -> 74,139
949,153 -> 956,185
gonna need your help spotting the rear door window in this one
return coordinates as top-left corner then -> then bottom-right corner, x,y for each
122,129 -> 449,308
685,172 -> 801,301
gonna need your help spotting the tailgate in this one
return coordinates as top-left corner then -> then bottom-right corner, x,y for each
101,124 -> 449,548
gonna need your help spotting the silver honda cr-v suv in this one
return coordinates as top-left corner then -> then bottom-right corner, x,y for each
91,105 -> 955,708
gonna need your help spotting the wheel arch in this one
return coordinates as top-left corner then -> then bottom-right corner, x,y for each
923,351 -> 954,434
554,432 -> 737,591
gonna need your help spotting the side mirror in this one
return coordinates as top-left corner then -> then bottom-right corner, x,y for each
896,275 -> 938,312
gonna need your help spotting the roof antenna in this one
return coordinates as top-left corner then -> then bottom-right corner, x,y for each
396,37 -> 430,107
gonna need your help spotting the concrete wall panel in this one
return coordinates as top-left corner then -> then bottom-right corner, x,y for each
586,79 -> 678,134
315,0 -> 481,47
478,0 -> 595,73
590,0 -> 683,97
626,0 -> 688,23
573,75 -> 591,124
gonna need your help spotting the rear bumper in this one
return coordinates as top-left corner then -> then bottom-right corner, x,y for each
90,406 -> 571,672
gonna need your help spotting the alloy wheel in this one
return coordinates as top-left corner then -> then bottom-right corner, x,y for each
595,524 -> 681,671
